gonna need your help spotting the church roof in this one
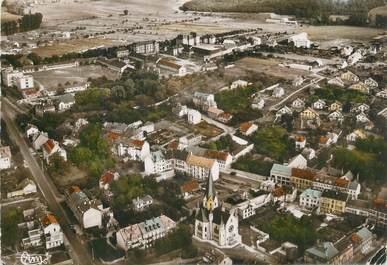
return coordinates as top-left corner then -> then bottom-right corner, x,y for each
205,172 -> 216,201
212,207 -> 230,225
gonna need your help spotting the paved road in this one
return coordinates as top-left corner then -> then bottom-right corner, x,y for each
2,99 -> 95,265
270,74 -> 325,111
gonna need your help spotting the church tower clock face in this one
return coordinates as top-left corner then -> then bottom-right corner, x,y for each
228,225 -> 234,233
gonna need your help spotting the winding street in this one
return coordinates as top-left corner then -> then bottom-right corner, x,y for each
2,98 -> 95,265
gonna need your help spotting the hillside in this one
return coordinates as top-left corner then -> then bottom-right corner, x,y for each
369,5 -> 387,27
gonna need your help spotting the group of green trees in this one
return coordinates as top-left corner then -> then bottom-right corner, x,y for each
1,13 -> 43,35
215,85 -> 262,125
181,0 -> 385,26
69,123 -> 114,180
232,155 -> 273,176
261,213 -> 316,252
250,126 -> 295,162
1,208 -> 23,247
312,85 -> 367,108
202,134 -> 235,152
333,136 -> 387,187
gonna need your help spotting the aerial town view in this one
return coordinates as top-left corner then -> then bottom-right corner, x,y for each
0,0 -> 386,264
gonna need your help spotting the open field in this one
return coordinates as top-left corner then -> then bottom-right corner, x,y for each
31,38 -> 113,57
297,25 -> 385,41
226,57 -> 308,80
31,64 -> 120,90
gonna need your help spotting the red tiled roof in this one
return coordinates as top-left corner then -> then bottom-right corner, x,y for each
100,171 -> 114,185
292,168 -> 316,180
319,136 -> 328,144
105,131 -> 119,142
335,178 -> 349,187
273,187 -> 285,197
204,150 -> 230,161
181,180 -> 199,193
296,135 -> 305,142
42,214 -> 58,226
69,185 -> 81,194
43,139 -> 55,153
219,112 -> 232,120
240,122 -> 252,133
167,140 -> 179,150
130,139 -> 144,148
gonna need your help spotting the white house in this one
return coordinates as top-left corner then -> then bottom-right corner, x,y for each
319,132 -> 339,147
16,75 -> 34,90
0,146 -> 12,170
132,195 -> 153,211
376,89 -> 387,99
230,80 -> 248,89
312,99 -> 326,110
276,106 -> 292,118
157,58 -> 187,77
329,101 -> 343,112
302,147 -> 316,160
173,104 -> 188,117
144,151 -> 174,177
7,178 -> 37,198
117,139 -> 150,161
288,32 -> 311,48
351,103 -> 370,113
117,214 -> 176,250
42,139 -> 67,163
292,98 -> 305,110
287,154 -> 307,169
66,186 -> 102,229
75,118 -> 89,131
32,132 -> 49,150
328,111 -> 344,122
251,96 -> 265,110
299,189 -> 322,210
179,133 -> 202,147
187,109 -> 202,125
239,122 -> 258,136
41,214 -> 64,249
346,129 -> 367,143
295,136 -> 306,150
273,86 -> 285,98
56,93 -> 75,112
356,113 -> 370,123
328,77 -> 345,87
364,78 -> 378,89
193,92 -> 217,110
26,124 -> 40,139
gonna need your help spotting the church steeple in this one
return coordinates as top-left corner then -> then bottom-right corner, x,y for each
203,173 -> 219,211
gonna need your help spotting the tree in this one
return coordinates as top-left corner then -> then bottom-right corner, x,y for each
2,208 -> 23,247
123,10 -> 129,15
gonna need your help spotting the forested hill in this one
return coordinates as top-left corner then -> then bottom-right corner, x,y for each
1,13 -> 43,36
181,0 -> 386,26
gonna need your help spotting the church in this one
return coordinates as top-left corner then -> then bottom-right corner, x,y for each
194,174 -> 241,247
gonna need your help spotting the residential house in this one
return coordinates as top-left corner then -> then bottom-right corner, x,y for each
239,122 -> 258,136
356,112 -> 370,123
346,129 -> 366,143
288,32 -> 311,48
233,192 -> 272,220
75,118 -> 89,131
351,103 -> 369,113
172,104 -> 188,117
328,111 -> 344,122
292,98 -> 305,110
144,150 -> 174,178
276,106 -> 292,118
7,178 -> 37,198
99,171 -> 120,191
26,124 -> 40,138
56,93 -> 75,112
187,109 -> 202,125
0,146 -> 11,170
364,78 -> 378,89
299,189 -> 322,210
349,82 -> 369,94
345,198 -> 387,230
295,135 -> 306,150
200,249 -> 233,265
273,86 -> 285,98
329,101 -> 342,112
32,132 -> 49,150
42,139 -> 67,163
304,241 -> 346,265
66,186 -> 102,229
204,150 -> 232,169
117,139 -> 150,161
340,71 -> 359,83
98,58 -> 133,74
41,214 -> 64,249
287,154 -> 307,169
291,168 -> 316,190
319,132 -> 339,147
132,40 -> 159,55
132,195 -> 153,211
348,50 -> 362,65
230,80 -> 248,89
251,95 -> 265,110
376,89 -> 387,99
312,99 -> 326,110
217,112 -> 233,123
300,107 -> 319,120
272,186 -> 297,203
293,76 -> 304,87
319,190 -> 348,215
193,92 -> 217,110
350,227 -> 374,255
116,214 -> 176,250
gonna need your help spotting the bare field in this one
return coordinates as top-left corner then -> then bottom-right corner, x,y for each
226,57 -> 307,80
32,64 -> 120,90
297,25 -> 384,41
31,38 -> 113,57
